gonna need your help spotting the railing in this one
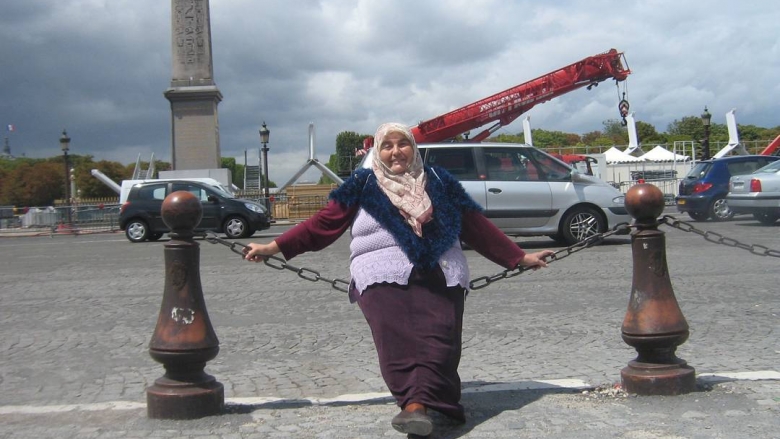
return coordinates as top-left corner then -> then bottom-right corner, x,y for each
0,203 -> 122,236
543,139 -> 779,157
613,178 -> 682,205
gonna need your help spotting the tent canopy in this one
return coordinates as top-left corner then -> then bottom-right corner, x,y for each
640,145 -> 690,162
604,146 -> 645,164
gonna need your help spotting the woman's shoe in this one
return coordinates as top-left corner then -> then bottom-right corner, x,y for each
391,409 -> 433,436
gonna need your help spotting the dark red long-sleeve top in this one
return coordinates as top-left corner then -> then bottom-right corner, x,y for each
275,200 -> 526,269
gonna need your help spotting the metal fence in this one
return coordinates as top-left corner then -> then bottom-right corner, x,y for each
614,178 -> 682,205
0,203 -> 122,236
0,195 -> 334,236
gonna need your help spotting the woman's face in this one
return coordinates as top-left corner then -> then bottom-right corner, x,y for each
378,132 -> 414,174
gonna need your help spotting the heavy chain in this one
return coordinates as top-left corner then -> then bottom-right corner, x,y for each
660,215 -> 780,258
200,223 -> 632,294
468,222 -> 631,289
200,232 -> 351,292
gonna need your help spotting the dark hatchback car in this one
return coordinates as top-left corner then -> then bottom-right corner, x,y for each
119,180 -> 270,242
676,155 -> 780,221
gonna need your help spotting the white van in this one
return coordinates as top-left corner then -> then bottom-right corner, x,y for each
118,178 -> 230,205
362,143 -> 629,245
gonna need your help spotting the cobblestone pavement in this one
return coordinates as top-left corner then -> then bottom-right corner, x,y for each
1,210 -> 778,438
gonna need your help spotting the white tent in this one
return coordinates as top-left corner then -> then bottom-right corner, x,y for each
640,145 -> 690,162
603,146 -> 646,164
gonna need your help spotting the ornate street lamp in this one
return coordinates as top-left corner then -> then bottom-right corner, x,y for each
259,122 -> 271,211
701,107 -> 712,161
60,130 -> 72,225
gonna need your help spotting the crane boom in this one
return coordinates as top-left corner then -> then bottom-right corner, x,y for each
409,49 -> 630,143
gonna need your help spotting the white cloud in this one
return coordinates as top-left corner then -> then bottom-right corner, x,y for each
2,0 -> 778,185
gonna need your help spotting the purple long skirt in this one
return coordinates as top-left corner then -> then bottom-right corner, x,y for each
355,268 -> 467,422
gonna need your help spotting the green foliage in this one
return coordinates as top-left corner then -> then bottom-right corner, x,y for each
221,157 -> 245,188
666,116 -> 704,139
319,154 -> 340,185
335,131 -> 370,176
529,129 -> 578,148
76,159 -> 131,198
2,114 -> 779,207
635,121 -> 665,144
0,161 -> 64,206
489,133 -> 525,143
601,119 -> 629,144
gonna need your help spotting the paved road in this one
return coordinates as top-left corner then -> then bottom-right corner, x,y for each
0,211 -> 778,438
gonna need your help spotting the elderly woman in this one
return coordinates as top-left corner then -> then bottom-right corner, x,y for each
244,122 -> 553,437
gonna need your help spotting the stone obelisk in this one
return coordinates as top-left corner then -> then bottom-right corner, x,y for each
164,0 -> 222,170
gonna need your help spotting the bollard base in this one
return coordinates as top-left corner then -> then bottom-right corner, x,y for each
621,360 -> 696,396
146,375 -> 224,419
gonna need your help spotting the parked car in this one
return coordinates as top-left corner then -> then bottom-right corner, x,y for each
727,159 -> 780,225
119,180 -> 271,242
361,143 -> 630,245
675,155 -> 780,221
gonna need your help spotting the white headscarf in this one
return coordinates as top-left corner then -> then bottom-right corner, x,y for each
371,123 -> 433,237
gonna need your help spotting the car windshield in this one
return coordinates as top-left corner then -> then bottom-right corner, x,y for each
754,160 -> 780,174
685,162 -> 711,178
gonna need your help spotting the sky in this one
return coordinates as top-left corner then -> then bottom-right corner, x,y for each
1,1 -> 778,186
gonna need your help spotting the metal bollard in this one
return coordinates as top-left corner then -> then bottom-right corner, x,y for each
620,183 -> 696,395
146,191 -> 224,419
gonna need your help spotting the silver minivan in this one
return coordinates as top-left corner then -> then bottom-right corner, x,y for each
362,143 -> 629,245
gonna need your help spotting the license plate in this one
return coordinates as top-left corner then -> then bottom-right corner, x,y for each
677,200 -> 686,205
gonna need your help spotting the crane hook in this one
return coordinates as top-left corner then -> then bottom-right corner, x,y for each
618,92 -> 630,126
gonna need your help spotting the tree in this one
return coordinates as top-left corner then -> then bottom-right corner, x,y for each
488,133 -> 524,143
335,131 -> 370,176
666,116 -> 704,139
221,157 -> 245,189
635,121 -> 665,144
26,162 -> 65,206
737,124 -> 765,142
581,131 -> 603,145
528,129 -> 577,148
319,154 -> 341,185
0,162 -> 65,206
602,119 -> 629,144
75,159 -> 131,198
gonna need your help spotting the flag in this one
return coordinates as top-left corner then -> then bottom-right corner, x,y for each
6,125 -> 14,132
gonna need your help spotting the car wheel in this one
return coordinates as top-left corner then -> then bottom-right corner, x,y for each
125,219 -> 150,242
560,206 -> 606,245
753,211 -> 779,226
147,233 -> 164,241
709,197 -> 734,221
687,211 -> 709,221
224,216 -> 252,239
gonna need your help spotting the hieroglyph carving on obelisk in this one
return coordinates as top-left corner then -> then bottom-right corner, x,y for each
165,0 -> 223,170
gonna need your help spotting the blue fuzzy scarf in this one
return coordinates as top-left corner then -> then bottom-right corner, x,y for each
330,166 -> 482,270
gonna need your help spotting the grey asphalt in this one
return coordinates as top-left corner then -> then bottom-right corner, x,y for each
1,211 -> 778,438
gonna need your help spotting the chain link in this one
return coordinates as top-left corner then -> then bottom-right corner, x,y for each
202,215 -> 777,293
199,232 -> 351,293
659,215 -> 780,257
468,222 -> 632,289
200,223 -> 633,293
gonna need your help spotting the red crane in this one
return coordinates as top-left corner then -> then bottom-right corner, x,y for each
759,134 -> 780,156
361,48 -> 630,151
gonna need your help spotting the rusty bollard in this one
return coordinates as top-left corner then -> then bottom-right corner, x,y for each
620,183 -> 696,395
146,191 -> 224,419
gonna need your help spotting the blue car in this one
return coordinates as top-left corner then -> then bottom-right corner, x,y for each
676,155 -> 780,221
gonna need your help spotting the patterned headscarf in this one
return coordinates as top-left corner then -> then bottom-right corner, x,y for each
371,123 -> 433,237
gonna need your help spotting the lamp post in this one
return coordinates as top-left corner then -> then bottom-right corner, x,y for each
60,130 -> 71,225
259,122 -> 271,211
701,106 -> 712,161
